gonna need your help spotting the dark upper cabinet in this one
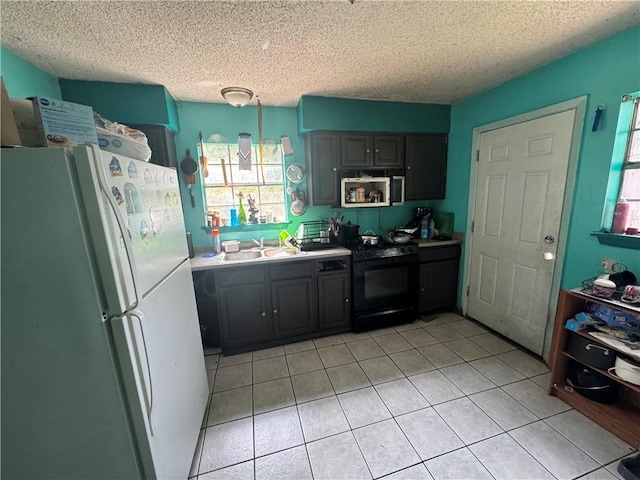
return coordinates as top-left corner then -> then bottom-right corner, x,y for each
129,123 -> 177,169
340,134 -> 404,169
405,134 -> 447,200
305,132 -> 340,206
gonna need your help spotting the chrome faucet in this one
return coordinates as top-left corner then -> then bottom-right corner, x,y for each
252,237 -> 264,250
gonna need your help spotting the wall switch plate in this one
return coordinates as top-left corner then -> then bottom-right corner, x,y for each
601,258 -> 619,273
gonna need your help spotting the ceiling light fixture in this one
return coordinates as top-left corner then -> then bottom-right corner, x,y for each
221,87 -> 254,108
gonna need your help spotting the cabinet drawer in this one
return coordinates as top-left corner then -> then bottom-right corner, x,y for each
419,245 -> 460,263
269,261 -> 313,281
217,266 -> 266,287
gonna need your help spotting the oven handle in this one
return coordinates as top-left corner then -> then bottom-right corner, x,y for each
352,255 -> 419,271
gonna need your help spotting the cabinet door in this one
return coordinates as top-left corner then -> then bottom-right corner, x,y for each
419,259 -> 459,312
340,134 -> 372,168
373,135 -> 404,168
405,135 -> 447,200
317,273 -> 351,330
272,278 -> 317,338
218,284 -> 271,348
129,123 -> 177,169
305,133 -> 340,206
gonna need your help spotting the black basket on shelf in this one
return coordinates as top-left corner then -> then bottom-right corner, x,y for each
297,220 -> 333,251
581,277 -> 625,300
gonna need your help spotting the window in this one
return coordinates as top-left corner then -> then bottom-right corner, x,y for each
618,95 -> 640,230
202,142 -> 286,224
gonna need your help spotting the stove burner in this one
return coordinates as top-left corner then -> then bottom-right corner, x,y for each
351,242 -> 419,262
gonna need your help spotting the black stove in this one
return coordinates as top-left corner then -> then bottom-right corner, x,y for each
350,241 -> 419,262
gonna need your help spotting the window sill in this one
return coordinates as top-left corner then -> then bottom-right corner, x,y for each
201,222 -> 291,233
591,231 -> 640,250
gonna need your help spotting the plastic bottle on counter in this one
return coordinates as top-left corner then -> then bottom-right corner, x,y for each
420,217 -> 429,238
428,218 -> 435,239
211,229 -> 222,254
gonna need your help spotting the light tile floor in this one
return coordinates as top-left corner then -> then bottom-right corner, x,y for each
191,312 -> 637,480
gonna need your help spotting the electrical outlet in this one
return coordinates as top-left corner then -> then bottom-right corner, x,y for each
601,258 -> 619,274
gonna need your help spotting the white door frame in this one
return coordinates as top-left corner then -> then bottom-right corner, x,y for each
461,96 -> 587,360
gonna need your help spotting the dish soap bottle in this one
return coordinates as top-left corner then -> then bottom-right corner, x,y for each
237,192 -> 247,224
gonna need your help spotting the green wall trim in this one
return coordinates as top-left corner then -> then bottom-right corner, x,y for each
298,95 -> 450,134
0,47 -> 61,99
59,80 -> 178,128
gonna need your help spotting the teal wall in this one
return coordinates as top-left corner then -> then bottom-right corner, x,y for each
298,95 -> 450,133
59,80 -> 180,130
446,25 -> 640,291
0,47 -> 61,99
176,101 -> 428,247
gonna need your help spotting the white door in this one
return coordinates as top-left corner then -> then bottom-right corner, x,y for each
467,109 -> 576,354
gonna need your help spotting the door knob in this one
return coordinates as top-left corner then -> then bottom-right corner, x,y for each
544,235 -> 555,244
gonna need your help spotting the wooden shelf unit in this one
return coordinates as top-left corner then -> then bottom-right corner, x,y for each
549,289 -> 640,448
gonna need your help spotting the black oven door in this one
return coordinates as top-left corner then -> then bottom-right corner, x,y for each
352,255 -> 419,314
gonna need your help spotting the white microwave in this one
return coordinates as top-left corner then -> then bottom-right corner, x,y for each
341,177 -> 391,208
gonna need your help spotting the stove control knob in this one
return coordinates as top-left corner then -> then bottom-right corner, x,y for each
399,247 -> 406,254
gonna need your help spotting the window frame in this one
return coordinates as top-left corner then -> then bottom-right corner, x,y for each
200,142 -> 287,223
616,95 -> 640,224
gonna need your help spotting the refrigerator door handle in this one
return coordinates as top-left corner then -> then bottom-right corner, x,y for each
93,154 -> 141,313
119,310 -> 154,436
129,309 -> 154,436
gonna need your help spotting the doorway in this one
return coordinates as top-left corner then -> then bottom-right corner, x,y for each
463,98 -> 586,357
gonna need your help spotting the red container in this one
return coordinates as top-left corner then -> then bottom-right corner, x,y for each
612,201 -> 630,234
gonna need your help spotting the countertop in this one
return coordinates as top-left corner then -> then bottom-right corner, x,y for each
414,238 -> 462,248
190,246 -> 351,271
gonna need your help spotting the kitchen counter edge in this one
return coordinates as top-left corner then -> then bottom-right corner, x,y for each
190,247 -> 352,271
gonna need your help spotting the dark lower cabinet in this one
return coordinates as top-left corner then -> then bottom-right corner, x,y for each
272,278 -> 317,338
317,273 -> 351,330
215,256 -> 351,352
419,245 -> 460,312
218,284 -> 271,347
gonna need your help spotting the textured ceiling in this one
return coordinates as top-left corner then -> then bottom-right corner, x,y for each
1,1 -> 639,107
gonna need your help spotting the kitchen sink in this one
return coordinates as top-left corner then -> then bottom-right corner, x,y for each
223,250 -> 262,261
263,247 -> 299,257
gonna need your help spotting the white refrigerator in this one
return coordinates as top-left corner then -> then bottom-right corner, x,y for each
1,145 -> 208,479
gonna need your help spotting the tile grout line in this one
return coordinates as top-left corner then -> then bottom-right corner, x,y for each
200,315 -> 605,478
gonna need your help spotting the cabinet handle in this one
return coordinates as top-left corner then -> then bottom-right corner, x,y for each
345,298 -> 350,303
585,344 -> 610,355
273,309 -> 278,314
421,288 -> 425,292
375,149 -> 379,153
332,167 -> 337,172
366,149 -> 371,153
261,312 -> 266,317
407,166 -> 411,170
